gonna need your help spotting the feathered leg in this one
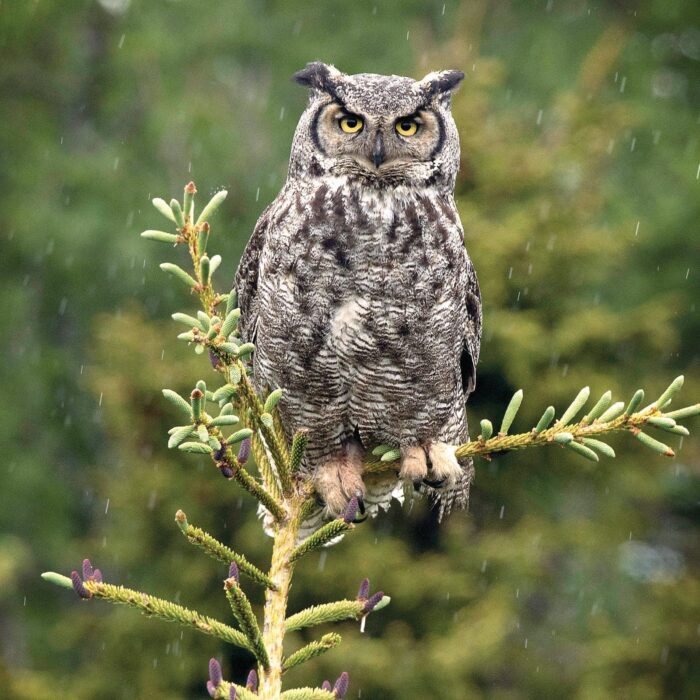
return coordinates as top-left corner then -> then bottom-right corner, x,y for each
313,440 -> 365,518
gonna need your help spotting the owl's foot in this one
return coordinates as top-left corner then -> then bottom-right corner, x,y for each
399,446 -> 428,485
314,442 -> 366,519
424,442 -> 461,489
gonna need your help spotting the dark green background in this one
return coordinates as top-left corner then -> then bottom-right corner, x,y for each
2,1 -> 699,698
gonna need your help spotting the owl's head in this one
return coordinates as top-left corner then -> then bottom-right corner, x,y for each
288,62 -> 464,191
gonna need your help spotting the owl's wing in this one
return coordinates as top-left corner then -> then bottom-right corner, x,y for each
460,255 -> 482,397
234,204 -> 272,344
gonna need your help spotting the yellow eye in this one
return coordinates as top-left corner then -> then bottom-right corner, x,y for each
396,119 -> 419,137
339,115 -> 363,134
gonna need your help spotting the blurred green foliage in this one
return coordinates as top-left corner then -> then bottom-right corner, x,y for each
1,1 -> 699,698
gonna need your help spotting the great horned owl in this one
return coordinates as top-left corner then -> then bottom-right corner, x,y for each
235,62 -> 481,522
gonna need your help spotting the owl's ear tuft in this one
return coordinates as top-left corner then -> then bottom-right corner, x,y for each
419,69 -> 465,102
293,62 -> 342,94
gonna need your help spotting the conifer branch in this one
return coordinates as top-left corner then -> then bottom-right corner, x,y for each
210,679 -> 258,700
238,370 -> 290,483
289,519 -> 355,562
229,456 -> 287,521
285,601 -> 364,632
251,430 -> 283,500
224,576 -> 270,669
364,379 -> 698,473
282,633 -> 342,672
279,690 -> 336,700
71,578 -> 253,651
288,429 -> 309,474
174,510 -> 276,589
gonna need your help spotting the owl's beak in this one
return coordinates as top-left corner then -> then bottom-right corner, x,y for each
371,132 -> 385,168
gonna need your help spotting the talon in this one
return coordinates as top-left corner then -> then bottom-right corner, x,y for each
356,494 -> 366,515
352,511 -> 368,524
423,477 -> 447,488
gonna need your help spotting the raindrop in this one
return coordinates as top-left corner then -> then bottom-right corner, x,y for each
98,0 -> 130,14
105,498 -> 110,514
634,220 -> 640,236
118,33 -> 125,49
620,76 -> 627,93
318,550 -> 328,571
499,505 -> 505,519
59,298 -> 68,315
536,109 -> 543,125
